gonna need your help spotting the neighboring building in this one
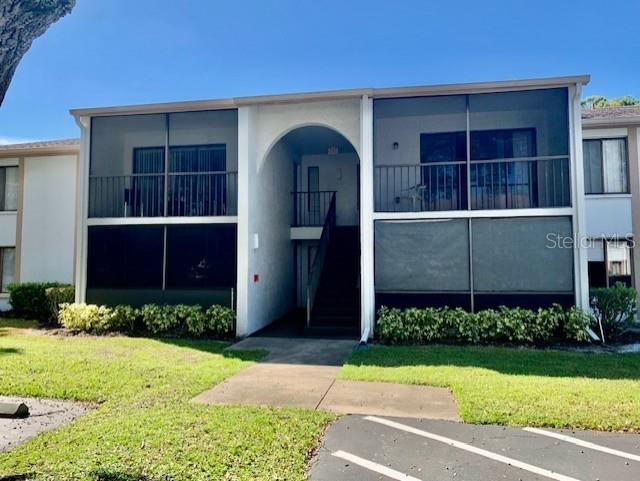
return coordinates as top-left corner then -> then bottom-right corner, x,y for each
581,106 -> 640,296
0,139 -> 79,310
69,75 -> 590,339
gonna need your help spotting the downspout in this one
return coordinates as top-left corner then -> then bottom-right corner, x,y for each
72,114 -> 90,304
570,83 -> 600,343
359,325 -> 369,346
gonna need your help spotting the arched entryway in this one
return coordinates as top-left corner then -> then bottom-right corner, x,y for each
258,125 -> 361,336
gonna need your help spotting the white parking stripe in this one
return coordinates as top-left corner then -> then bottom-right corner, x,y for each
365,416 -> 583,481
523,427 -> 640,463
332,450 -> 423,481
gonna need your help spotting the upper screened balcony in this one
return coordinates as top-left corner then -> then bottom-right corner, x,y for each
89,110 -> 238,218
373,88 -> 571,212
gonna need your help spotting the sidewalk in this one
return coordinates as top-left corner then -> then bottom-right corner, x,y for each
193,337 -> 459,420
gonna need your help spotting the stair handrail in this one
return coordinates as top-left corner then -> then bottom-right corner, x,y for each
306,191 -> 337,327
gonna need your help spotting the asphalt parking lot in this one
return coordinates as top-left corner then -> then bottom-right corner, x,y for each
310,415 -> 640,481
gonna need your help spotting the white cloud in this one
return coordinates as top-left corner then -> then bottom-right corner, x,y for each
0,136 -> 40,145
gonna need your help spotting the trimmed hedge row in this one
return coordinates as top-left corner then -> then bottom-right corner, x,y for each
7,282 -> 74,324
376,304 -> 592,345
59,303 -> 234,339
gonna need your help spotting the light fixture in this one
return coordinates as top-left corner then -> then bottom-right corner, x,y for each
392,142 -> 399,150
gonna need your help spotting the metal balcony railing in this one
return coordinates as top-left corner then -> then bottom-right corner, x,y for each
374,156 -> 570,212
88,171 -> 238,218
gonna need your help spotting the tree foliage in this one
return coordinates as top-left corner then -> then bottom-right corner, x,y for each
0,0 -> 76,106
582,95 -> 640,109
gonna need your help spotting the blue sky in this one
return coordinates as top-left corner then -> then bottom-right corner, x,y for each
0,0 -> 638,143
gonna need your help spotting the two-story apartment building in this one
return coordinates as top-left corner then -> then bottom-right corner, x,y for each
0,139 -> 79,309
69,75 -> 591,339
581,106 -> 640,294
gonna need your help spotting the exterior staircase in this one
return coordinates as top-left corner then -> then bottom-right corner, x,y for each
307,226 -> 360,336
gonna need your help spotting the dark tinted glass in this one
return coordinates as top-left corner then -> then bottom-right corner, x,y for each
471,128 -> 536,160
166,224 -> 237,288
420,132 -> 466,163
87,225 -> 163,288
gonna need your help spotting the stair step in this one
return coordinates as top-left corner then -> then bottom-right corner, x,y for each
309,226 -> 361,328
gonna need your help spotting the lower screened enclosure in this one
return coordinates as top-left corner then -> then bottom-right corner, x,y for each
374,216 -> 575,310
86,224 -> 237,307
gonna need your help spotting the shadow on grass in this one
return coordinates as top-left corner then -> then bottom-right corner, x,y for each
0,474 -> 33,481
91,470 -> 150,481
0,319 -> 39,330
0,318 -> 40,338
157,338 -> 266,362
0,347 -> 23,356
347,344 -> 640,381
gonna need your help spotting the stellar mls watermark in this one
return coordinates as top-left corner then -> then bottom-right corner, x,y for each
545,233 -> 635,249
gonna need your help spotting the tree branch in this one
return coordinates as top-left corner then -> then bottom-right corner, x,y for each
0,0 -> 75,105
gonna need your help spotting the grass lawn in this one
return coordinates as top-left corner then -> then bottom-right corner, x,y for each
0,319 -> 334,481
340,344 -> 640,431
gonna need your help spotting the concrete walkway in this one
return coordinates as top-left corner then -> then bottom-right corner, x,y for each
193,337 -> 459,420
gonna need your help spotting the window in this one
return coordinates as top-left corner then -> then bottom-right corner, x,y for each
587,239 -> 633,288
0,167 -> 18,211
419,132 -> 466,211
470,128 -> 538,210
471,128 -> 536,160
167,144 -> 228,216
583,138 -> 628,194
0,247 -> 15,292
420,132 -> 466,163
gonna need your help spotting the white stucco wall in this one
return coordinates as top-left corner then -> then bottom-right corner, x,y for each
254,99 -> 361,168
584,196 -> 633,238
237,99 -> 362,336
20,154 -> 77,283
242,140 -> 295,334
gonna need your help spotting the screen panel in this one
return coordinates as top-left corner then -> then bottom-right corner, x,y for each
375,219 -> 470,292
166,224 -> 237,289
87,225 -> 164,289
471,216 -> 574,293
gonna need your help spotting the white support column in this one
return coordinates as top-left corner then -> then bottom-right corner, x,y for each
359,95 -> 375,339
236,106 -> 253,337
569,83 -> 590,310
74,116 -> 90,304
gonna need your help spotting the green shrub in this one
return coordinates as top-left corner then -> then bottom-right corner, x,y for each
203,304 -> 235,338
59,303 -> 117,334
563,306 -> 592,343
58,302 -> 234,339
590,282 -> 637,342
45,286 -> 75,325
141,304 -> 181,335
111,305 -> 142,334
376,303 -> 592,345
175,304 -> 204,336
376,306 -> 411,344
7,282 -> 69,322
